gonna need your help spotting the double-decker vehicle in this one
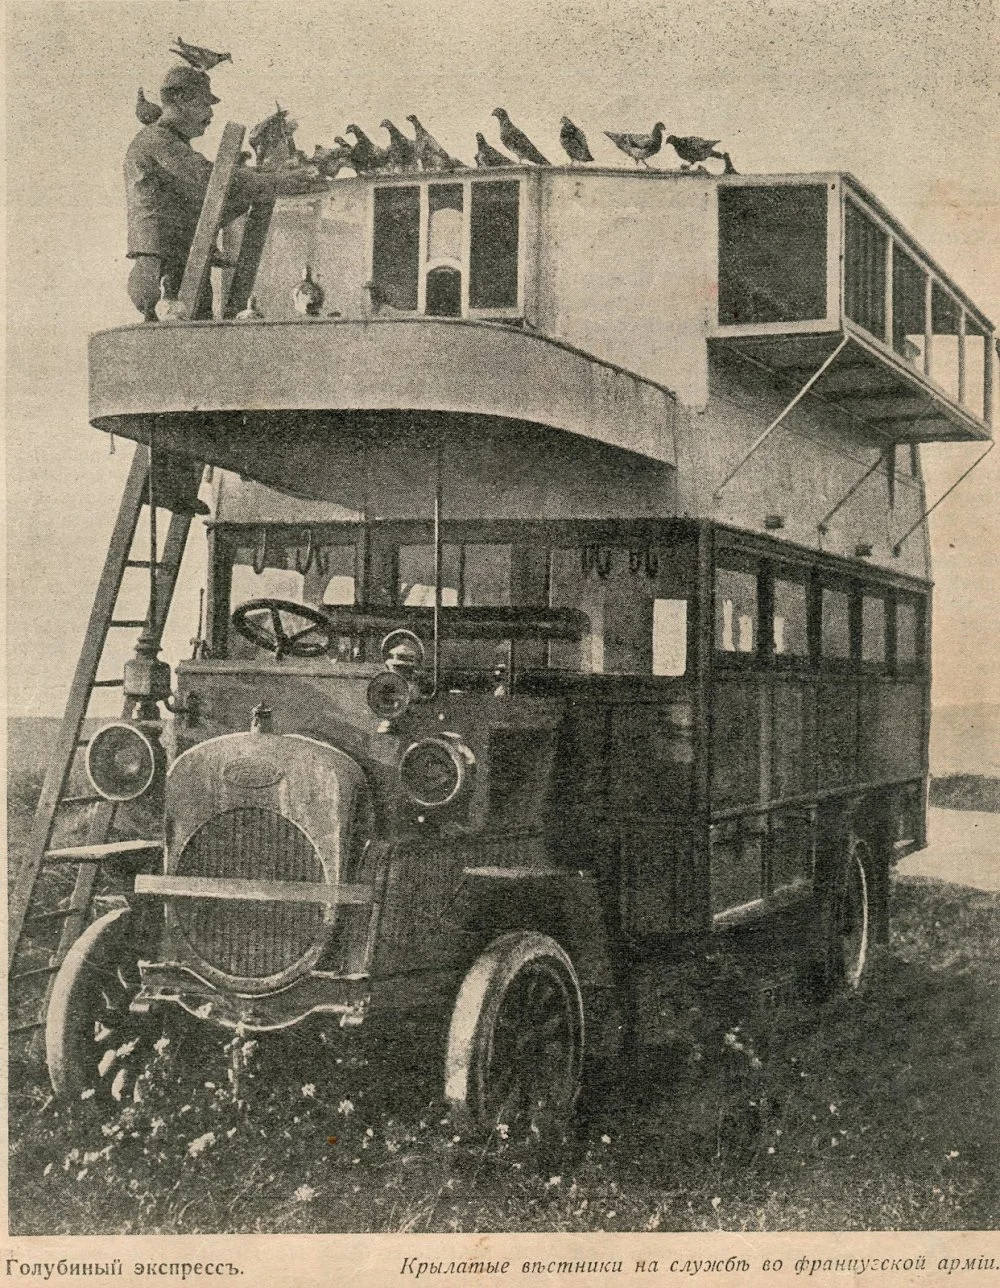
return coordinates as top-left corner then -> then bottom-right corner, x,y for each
14,144 -> 994,1134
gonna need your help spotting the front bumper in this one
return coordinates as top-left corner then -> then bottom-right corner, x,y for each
131,960 -> 370,1032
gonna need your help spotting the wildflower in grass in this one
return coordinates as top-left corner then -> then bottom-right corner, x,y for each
301,1083 -> 316,1099
601,1134 -> 612,1145
43,1163 -> 53,1177
496,1123 -> 510,1141
294,1185 -> 316,1203
711,1197 -> 722,1209
338,1098 -> 355,1116
187,1131 -> 216,1158
767,1147 -> 776,1155
546,1176 -> 562,1188
80,1089 -> 95,1101
153,1036 -> 170,1054
365,1127 -> 374,1138
829,1103 -> 838,1114
947,1150 -> 960,1159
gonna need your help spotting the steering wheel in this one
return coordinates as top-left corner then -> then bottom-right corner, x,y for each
231,599 -> 334,660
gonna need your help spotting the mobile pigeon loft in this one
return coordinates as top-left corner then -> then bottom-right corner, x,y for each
13,125 -> 996,1134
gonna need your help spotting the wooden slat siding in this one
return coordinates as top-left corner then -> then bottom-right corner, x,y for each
224,199 -> 275,318
8,449 -> 148,969
135,875 -> 373,905
178,121 -> 247,320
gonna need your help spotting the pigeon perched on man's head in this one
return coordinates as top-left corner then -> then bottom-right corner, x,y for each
406,115 -> 465,170
559,116 -> 593,165
169,37 -> 233,71
474,132 -> 514,168
491,109 -> 549,165
604,122 -> 666,168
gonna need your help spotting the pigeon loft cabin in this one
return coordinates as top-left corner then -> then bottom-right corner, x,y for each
13,138 -> 996,1135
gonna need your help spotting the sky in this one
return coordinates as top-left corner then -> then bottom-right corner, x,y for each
5,0 -> 1000,717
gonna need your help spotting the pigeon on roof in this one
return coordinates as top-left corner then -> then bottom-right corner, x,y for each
136,87 -> 162,125
492,109 -> 549,165
406,115 -> 465,170
604,122 -> 666,168
250,103 -> 298,170
559,117 -> 593,165
474,132 -> 514,167
380,119 -> 418,172
312,143 -> 353,178
169,37 -> 233,71
345,124 -> 390,172
666,135 -> 725,167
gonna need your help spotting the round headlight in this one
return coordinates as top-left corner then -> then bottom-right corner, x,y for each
366,671 -> 413,721
400,735 -> 475,809
86,722 -> 160,802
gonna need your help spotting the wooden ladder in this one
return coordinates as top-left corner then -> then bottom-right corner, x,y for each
8,120 -> 275,1053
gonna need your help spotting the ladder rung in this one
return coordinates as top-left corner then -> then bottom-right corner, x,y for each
10,1019 -> 46,1035
110,619 -> 148,629
91,678 -> 125,688
60,793 -> 102,808
125,560 -> 164,569
11,965 -> 58,983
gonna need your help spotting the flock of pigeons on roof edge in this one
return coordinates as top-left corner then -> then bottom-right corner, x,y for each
138,38 -> 740,177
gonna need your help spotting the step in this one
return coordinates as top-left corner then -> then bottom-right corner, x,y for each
110,619 -> 148,629
91,677 -> 125,688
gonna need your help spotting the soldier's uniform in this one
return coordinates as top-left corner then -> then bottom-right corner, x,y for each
124,66 -> 275,320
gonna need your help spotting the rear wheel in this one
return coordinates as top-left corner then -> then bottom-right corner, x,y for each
815,835 -> 872,999
445,931 -> 584,1139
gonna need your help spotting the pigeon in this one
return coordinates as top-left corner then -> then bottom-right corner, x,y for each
154,276 -> 188,323
559,116 -> 593,165
250,104 -> 298,170
136,87 -> 162,125
406,115 -> 464,171
722,151 -> 739,175
168,37 -> 233,71
666,134 -> 725,168
474,132 -> 514,168
292,265 -> 324,317
235,295 -> 264,321
492,109 -> 549,165
604,122 -> 666,168
345,124 -> 390,173
380,119 -> 418,171
311,143 -> 352,178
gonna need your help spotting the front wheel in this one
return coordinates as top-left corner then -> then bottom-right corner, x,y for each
46,908 -> 159,1104
814,835 -> 872,1000
445,931 -> 584,1139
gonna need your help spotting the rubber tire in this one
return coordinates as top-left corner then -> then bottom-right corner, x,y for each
45,907 -> 149,1102
444,931 -> 584,1137
813,835 -> 872,1001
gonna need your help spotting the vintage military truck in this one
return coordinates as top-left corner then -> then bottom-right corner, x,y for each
17,148 -> 993,1134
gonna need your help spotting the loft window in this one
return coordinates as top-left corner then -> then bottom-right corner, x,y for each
861,595 -> 886,664
470,181 -> 520,309
892,245 -> 926,365
372,178 -> 521,318
896,596 -> 922,668
844,202 -> 887,340
718,184 -> 828,326
371,186 -> 420,311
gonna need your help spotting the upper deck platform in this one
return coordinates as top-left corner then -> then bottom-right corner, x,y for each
89,164 -> 993,480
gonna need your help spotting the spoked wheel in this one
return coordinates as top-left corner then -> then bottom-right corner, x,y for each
46,909 -> 162,1106
814,836 -> 872,1000
445,932 -> 584,1140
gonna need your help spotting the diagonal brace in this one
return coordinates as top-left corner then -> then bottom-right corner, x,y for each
713,337 -> 850,501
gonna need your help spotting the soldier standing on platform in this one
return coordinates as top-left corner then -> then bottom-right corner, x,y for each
124,64 -> 313,321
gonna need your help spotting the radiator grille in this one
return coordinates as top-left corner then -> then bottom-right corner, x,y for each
173,808 -> 327,981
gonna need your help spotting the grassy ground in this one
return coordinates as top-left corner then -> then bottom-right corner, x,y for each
8,746 -> 999,1233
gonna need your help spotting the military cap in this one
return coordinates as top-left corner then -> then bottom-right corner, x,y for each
160,64 -> 220,103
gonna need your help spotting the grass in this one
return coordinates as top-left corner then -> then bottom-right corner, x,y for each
8,757 -> 1000,1234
